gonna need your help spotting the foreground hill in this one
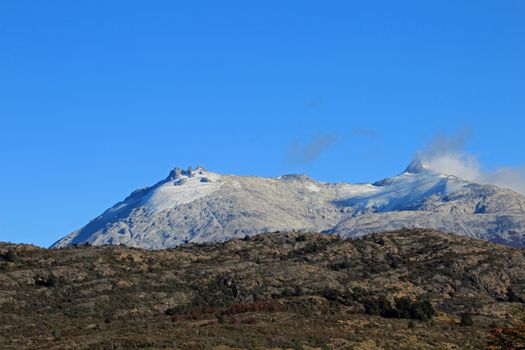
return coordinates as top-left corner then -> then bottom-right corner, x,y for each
2,229 -> 525,349
52,164 -> 525,249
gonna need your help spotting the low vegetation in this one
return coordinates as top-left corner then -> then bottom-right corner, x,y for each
363,296 -> 435,321
0,229 -> 524,349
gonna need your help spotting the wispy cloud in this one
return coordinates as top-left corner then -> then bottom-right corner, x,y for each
306,97 -> 323,110
285,133 -> 338,165
352,128 -> 377,139
413,129 -> 525,195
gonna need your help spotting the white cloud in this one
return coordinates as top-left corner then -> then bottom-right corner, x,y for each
414,131 -> 525,195
285,133 -> 338,164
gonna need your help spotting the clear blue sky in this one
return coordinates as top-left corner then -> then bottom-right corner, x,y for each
1,1 -> 524,247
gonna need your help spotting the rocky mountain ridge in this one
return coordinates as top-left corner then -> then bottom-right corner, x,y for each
52,164 -> 525,249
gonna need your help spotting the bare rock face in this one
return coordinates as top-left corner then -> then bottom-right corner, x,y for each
52,164 -> 525,249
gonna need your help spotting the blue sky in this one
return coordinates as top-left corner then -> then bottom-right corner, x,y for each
1,1 -> 524,247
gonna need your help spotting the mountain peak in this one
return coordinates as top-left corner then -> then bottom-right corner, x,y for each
167,166 -> 206,180
403,159 -> 428,174
52,164 -> 525,249
277,174 -> 315,182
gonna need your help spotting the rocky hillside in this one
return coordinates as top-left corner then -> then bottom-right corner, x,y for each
52,165 -> 525,249
2,229 -> 525,349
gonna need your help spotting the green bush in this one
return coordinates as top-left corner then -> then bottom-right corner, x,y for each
363,296 -> 435,321
329,260 -> 352,270
460,313 -> 473,326
507,289 -> 524,303
409,300 -> 435,321
47,274 -> 58,287
165,305 -> 186,316
364,296 -> 394,316
35,274 -> 58,288
3,249 -> 16,262
294,285 -> 304,297
322,288 -> 341,301
282,286 -> 304,297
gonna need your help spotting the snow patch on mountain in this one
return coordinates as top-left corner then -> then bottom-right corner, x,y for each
142,170 -> 222,214
51,164 -> 525,249
341,171 -> 469,212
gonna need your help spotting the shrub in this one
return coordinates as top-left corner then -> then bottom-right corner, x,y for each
35,275 -> 58,288
224,300 -> 282,316
165,308 -> 177,316
294,285 -> 304,297
395,297 -> 413,319
46,274 -> 58,287
282,285 -> 304,297
322,288 -> 341,301
386,253 -> 400,268
3,249 -> 16,262
330,260 -> 352,270
201,304 -> 217,314
303,243 -> 319,253
241,316 -> 257,324
507,289 -> 524,303
169,300 -> 283,322
189,307 -> 201,320
488,323 -> 525,349
164,305 -> 185,316
364,296 -> 394,316
170,315 -> 184,322
351,287 -> 369,300
460,313 -> 473,326
363,296 -> 435,321
282,287 -> 296,297
410,300 -> 435,321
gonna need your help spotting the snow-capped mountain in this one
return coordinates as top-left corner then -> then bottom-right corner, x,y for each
52,163 -> 525,249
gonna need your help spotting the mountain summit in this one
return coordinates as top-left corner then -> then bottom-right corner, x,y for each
52,164 -> 525,249
403,158 -> 428,174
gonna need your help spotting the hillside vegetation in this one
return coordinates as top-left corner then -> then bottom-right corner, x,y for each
1,229 -> 525,349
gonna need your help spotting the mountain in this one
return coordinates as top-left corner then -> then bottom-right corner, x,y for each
3,230 -> 525,349
52,163 -> 525,249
